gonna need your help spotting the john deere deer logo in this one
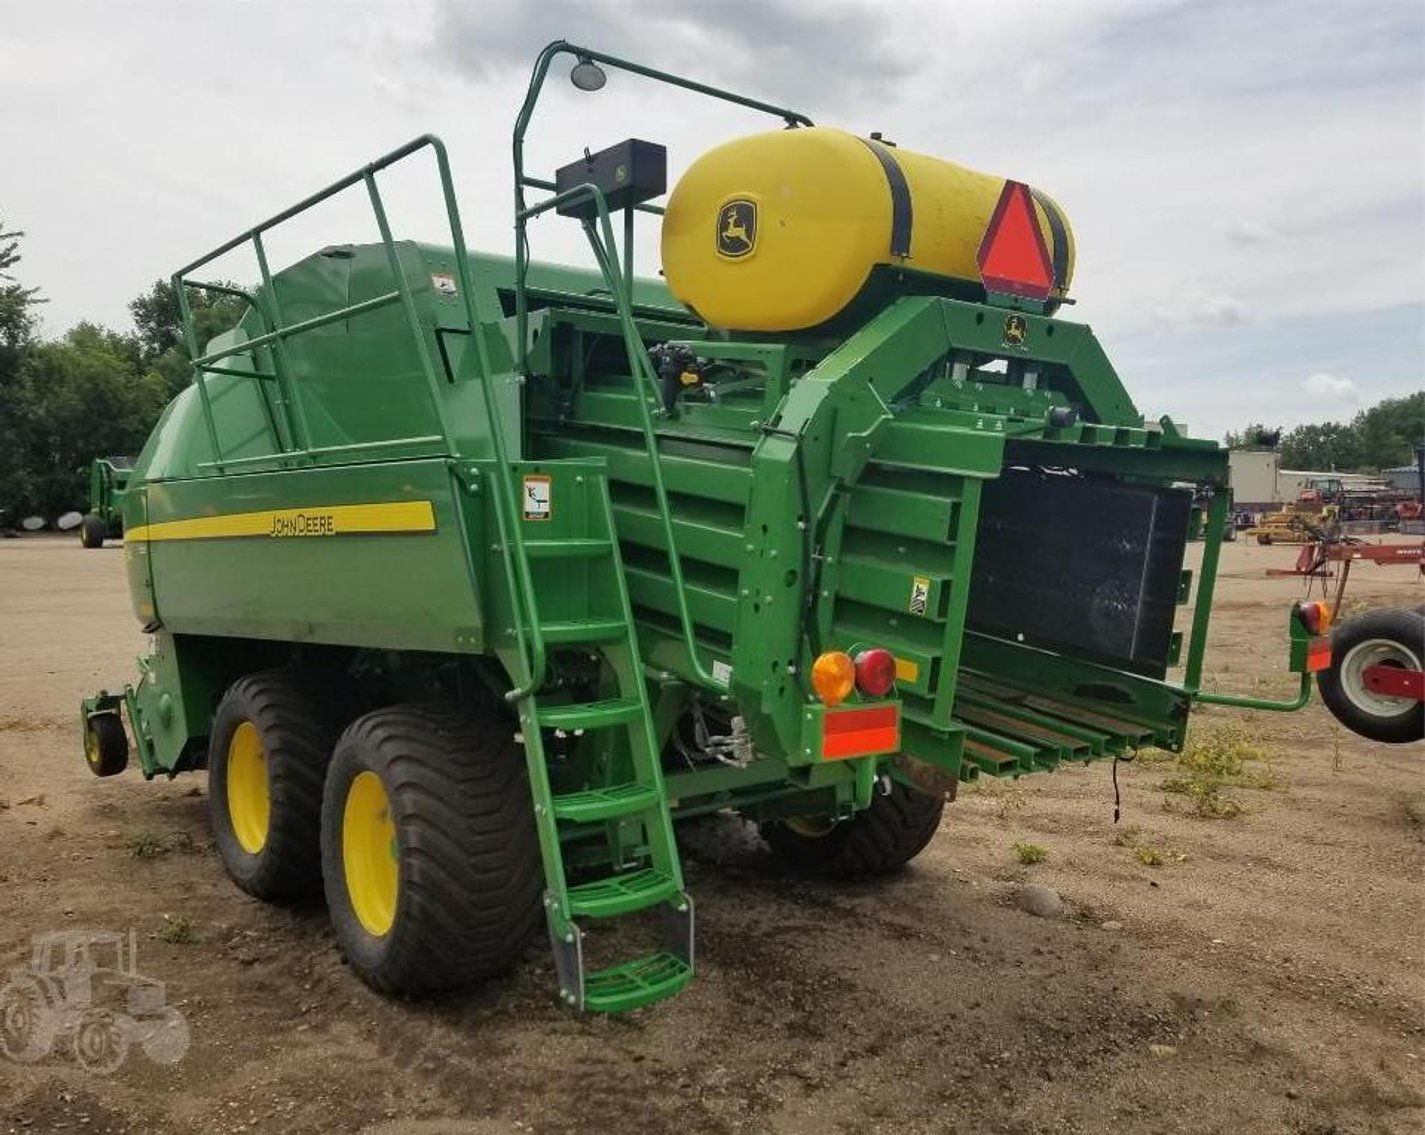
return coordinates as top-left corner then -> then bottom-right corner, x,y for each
1002,313 -> 1028,347
717,200 -> 757,258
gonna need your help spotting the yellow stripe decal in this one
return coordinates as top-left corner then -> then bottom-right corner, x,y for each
125,501 -> 437,543
894,657 -> 920,683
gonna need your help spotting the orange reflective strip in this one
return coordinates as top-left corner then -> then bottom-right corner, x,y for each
1306,637 -> 1333,673
821,706 -> 900,760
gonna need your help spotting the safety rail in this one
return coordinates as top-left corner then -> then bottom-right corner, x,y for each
170,134 -> 555,702
510,40 -> 813,692
172,133 -> 487,472
515,181 -> 726,693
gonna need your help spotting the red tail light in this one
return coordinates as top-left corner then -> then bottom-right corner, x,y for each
854,648 -> 897,697
1296,601 -> 1333,636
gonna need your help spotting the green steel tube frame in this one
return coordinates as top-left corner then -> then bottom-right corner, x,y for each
1183,490 -> 1313,713
169,134 -> 553,700
509,42 -> 811,692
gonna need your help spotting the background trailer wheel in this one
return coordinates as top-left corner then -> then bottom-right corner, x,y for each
79,515 -> 107,549
320,705 -> 543,999
1317,608 -> 1424,744
207,671 -> 337,902
83,713 -> 129,778
759,781 -> 945,879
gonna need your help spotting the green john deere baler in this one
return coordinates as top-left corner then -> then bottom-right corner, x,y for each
81,42 -> 1331,1013
79,456 -> 133,548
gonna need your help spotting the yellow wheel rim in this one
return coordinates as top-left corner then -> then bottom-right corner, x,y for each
84,725 -> 100,769
226,721 -> 271,855
343,771 -> 399,938
786,815 -> 838,838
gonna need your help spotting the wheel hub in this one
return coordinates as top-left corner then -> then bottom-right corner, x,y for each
343,771 -> 399,937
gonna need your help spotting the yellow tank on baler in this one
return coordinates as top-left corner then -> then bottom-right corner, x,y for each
661,126 -> 1075,332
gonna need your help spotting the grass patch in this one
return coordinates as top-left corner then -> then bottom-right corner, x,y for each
1111,824 -> 1142,847
1404,798 -> 1425,827
1013,841 -> 1048,865
1160,721 -> 1278,818
158,915 -> 196,945
126,831 -> 168,859
1135,846 -> 1164,867
125,830 -> 198,859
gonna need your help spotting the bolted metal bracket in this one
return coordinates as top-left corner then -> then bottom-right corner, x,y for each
660,892 -> 695,971
545,896 -> 585,1011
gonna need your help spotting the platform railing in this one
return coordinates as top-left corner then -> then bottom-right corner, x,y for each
170,135 -> 553,698
510,40 -> 813,691
173,134 -> 487,474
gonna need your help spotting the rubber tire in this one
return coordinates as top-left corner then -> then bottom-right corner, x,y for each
208,671 -> 338,903
79,515 -> 106,548
321,705 -> 542,998
1317,608 -> 1424,744
759,781 -> 945,879
84,713 -> 129,777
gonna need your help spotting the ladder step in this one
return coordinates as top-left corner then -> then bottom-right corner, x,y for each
567,867 -> 679,918
584,952 -> 692,1014
552,782 -> 662,822
537,696 -> 643,731
524,538 -> 613,559
539,619 -> 629,645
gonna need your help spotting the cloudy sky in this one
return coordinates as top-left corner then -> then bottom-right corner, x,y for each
3,0 -> 1421,441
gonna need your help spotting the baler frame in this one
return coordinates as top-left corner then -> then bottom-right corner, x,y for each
80,39 -> 1344,1018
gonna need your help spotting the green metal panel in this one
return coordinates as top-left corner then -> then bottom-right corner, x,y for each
134,459 -> 483,652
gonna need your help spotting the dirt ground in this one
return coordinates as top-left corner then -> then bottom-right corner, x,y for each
1,533 -> 1421,1134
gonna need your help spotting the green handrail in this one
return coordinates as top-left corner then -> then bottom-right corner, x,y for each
169,134 -> 548,699
511,40 -> 812,692
512,39 -> 812,379
1195,671 -> 1312,712
519,182 -> 721,690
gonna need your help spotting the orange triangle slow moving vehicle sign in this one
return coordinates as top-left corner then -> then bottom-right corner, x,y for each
976,180 -> 1055,302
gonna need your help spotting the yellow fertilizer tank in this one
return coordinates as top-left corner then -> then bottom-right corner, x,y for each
661,126 -> 1075,332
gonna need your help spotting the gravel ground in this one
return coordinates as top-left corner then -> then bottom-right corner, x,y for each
0,533 -> 1421,1134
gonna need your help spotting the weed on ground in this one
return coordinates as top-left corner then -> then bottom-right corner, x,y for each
1160,720 -> 1279,818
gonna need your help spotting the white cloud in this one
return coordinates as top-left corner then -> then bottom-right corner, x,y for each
1155,292 -> 1250,328
1303,372 -> 1360,401
1222,218 -> 1276,246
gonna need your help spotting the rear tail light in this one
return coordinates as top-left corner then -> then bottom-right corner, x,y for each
854,648 -> 897,697
811,651 -> 856,707
1296,601 -> 1333,636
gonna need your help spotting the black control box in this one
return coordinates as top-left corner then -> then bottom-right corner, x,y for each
554,139 -> 667,220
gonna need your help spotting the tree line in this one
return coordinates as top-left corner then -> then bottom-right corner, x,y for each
1224,392 -> 1424,473
0,220 -> 241,521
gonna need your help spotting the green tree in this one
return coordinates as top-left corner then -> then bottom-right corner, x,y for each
1351,392 -> 1424,471
1278,420 -> 1364,471
4,324 -> 166,518
0,220 -> 45,520
0,220 -> 43,357
130,278 -> 247,397
1223,422 -> 1281,449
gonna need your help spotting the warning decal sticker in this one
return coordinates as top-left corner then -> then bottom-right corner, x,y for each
908,575 -> 931,616
522,475 -> 552,521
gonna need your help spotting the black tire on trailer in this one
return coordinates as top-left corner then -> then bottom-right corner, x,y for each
321,705 -> 543,998
83,713 -> 129,777
759,780 -> 945,879
79,515 -> 106,549
207,671 -> 338,902
1256,533 -> 1272,545
1317,608 -> 1424,745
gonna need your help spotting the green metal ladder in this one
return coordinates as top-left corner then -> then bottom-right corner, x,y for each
495,459 -> 693,1013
